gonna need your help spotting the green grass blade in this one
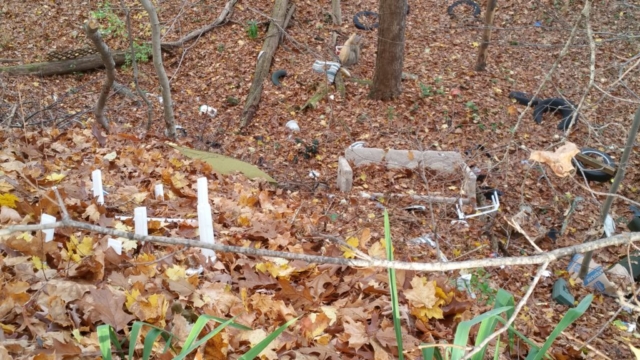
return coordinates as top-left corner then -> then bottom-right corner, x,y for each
238,316 -> 300,360
142,328 -> 165,360
129,322 -> 145,360
471,289 -> 516,360
97,324 -> 113,360
494,289 -> 516,353
494,337 -> 501,360
178,314 -> 250,354
528,294 -> 593,360
421,345 -> 443,360
384,210 -> 404,360
174,316 -> 239,360
451,306 -> 513,360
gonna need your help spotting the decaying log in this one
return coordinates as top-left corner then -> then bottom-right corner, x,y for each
239,0 -> 291,129
0,52 -> 127,76
0,0 -> 238,76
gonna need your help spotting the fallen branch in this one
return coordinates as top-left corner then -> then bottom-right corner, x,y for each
2,188 -> 640,272
0,51 -> 128,76
160,0 -> 238,50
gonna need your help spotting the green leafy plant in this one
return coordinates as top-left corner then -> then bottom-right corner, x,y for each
124,42 -> 152,65
217,43 -> 225,52
419,82 -> 433,97
423,289 -> 592,360
469,268 -> 497,305
90,2 -> 125,38
247,20 -> 259,39
98,314 -> 299,360
387,106 -> 395,121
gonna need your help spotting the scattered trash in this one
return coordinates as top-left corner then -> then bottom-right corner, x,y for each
604,214 -> 616,237
309,170 -> 320,178
478,186 -> 503,200
271,69 -> 287,86
614,253 -> 640,282
353,11 -> 379,30
628,216 -> 640,232
613,320 -> 637,333
199,105 -> 218,117
349,141 -> 366,149
572,148 -> 616,182
447,0 -> 481,18
312,60 -> 341,83
185,265 -> 204,276
529,142 -> 580,177
567,253 -> 631,296
547,228 -> 559,242
534,21 -> 542,27
456,191 -> 499,220
552,279 -> 574,306
409,234 -> 436,247
456,274 -> 476,299
286,120 -> 300,132
403,205 -> 426,212
506,206 -> 547,244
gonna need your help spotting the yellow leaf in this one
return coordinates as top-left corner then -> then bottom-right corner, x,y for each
0,193 -> 19,208
104,151 -> 117,161
237,214 -> 251,227
125,288 -> 141,309
45,173 -> 66,182
472,42 -> 479,47
17,232 -> 33,242
629,344 -> 640,359
452,248 -> 461,257
166,265 -> 186,281
32,256 -> 46,270
341,236 -> 360,259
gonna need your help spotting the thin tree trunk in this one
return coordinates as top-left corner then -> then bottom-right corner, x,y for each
239,0 -> 290,129
331,0 -> 342,25
85,20 -> 115,133
369,0 -> 407,101
474,0 -> 498,71
140,0 -> 176,138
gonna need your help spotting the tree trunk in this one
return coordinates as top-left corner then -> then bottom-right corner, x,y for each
140,0 -> 176,139
474,0 -> 498,71
239,0 -> 290,129
369,0 -> 407,101
331,0 -> 342,25
85,20 -> 115,133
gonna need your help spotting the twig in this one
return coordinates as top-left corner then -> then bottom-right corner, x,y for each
311,233 -> 372,260
461,261 -> 550,360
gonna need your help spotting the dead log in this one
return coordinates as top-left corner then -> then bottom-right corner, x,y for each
0,0 -> 238,76
239,0 -> 291,129
0,52 -> 128,76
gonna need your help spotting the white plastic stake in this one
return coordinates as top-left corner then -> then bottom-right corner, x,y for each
154,184 -> 164,200
196,177 -> 216,262
197,177 -> 208,206
40,213 -> 56,242
198,203 -> 216,262
134,207 -> 148,236
107,238 -> 123,255
92,170 -> 104,205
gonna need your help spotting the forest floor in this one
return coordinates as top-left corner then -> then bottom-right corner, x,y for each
1,0 -> 640,358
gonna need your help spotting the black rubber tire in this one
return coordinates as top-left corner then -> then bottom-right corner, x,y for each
353,11 -> 379,30
447,0 -> 481,18
271,69 -> 287,86
508,91 -> 539,106
572,148 -> 615,183
532,98 -> 578,130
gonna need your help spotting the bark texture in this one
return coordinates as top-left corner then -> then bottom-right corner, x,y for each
474,0 -> 498,71
85,20 -> 115,133
140,0 -> 176,138
239,0 -> 290,129
369,0 -> 407,101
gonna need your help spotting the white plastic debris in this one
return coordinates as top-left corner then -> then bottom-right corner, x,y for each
456,274 -> 476,299
199,105 -> 218,117
349,141 -> 366,149
312,60 -> 341,83
107,238 -> 122,255
604,214 -> 616,237
154,184 -> 164,200
286,120 -> 300,132
40,214 -> 56,242
309,170 -> 320,178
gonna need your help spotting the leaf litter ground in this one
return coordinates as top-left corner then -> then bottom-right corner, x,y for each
1,0 -> 640,358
